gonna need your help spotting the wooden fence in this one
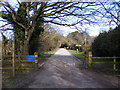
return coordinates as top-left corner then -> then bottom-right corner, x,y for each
87,51 -> 120,72
2,53 -> 39,76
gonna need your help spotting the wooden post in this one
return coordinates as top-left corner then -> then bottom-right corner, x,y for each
113,57 -> 116,71
88,51 -> 92,67
84,51 -> 88,68
34,52 -> 38,68
12,41 -> 15,76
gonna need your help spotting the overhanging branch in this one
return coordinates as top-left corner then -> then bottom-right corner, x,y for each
0,23 -> 11,28
0,28 -> 14,31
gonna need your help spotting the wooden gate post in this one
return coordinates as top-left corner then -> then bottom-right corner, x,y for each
88,51 -> 92,67
34,52 -> 38,68
113,57 -> 116,71
12,41 -> 15,76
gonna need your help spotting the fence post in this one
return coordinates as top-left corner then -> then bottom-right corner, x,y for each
113,57 -> 116,71
88,51 -> 92,67
34,52 -> 38,68
12,41 -> 15,76
83,51 -> 88,68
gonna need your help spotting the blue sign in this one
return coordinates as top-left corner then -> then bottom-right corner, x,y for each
26,55 -> 35,62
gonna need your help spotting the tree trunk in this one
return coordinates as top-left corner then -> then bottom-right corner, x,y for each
23,28 -> 35,55
23,40 -> 29,55
23,30 -> 29,55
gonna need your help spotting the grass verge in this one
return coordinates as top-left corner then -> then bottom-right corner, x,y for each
68,50 -> 119,76
38,49 -> 57,64
68,50 -> 84,61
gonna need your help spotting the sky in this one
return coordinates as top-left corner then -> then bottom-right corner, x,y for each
0,0 -> 118,40
56,23 -> 117,37
63,27 -> 101,37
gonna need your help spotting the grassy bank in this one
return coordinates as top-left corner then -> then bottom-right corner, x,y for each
2,49 -> 57,88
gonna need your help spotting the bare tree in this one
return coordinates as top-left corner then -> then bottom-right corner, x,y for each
38,24 -> 63,52
0,1 -> 119,54
98,1 -> 120,26
0,1 -> 102,55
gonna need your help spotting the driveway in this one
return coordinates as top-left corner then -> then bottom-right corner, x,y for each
26,48 -> 117,88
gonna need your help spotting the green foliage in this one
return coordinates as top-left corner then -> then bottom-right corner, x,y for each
92,26 -> 120,57
1,2 -> 45,55
38,25 -> 62,52
1,11 -> 13,22
66,31 -> 91,50
29,18 -> 44,54
1,5 -> 26,55
67,31 -> 85,45
68,50 -> 84,61
60,43 -> 68,48
17,3 -> 27,24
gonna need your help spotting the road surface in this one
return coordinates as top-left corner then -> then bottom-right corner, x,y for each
26,48 -> 116,88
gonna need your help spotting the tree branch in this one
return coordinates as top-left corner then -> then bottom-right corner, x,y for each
100,2 -> 120,25
0,23 -> 11,28
0,28 -> 13,31
3,2 -> 27,29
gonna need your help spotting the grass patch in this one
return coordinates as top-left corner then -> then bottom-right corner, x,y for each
38,49 -> 57,64
68,50 -> 84,61
68,50 -> 119,76
91,58 -> 119,75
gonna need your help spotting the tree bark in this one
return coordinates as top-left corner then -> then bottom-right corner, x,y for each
23,30 -> 29,55
23,27 -> 35,55
23,40 -> 29,55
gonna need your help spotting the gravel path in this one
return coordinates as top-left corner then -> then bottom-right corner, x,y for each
26,48 -> 117,88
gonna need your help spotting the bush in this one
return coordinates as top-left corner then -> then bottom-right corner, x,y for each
92,25 -> 120,57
